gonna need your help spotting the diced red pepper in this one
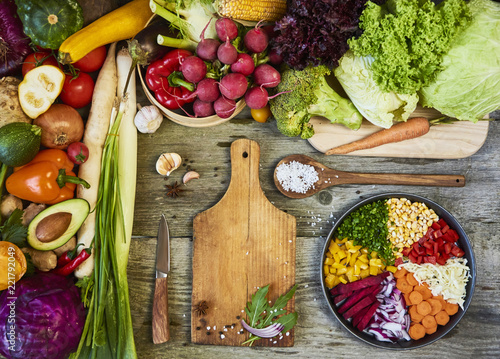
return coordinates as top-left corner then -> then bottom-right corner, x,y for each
437,256 -> 447,265
441,232 -> 454,242
395,257 -> 404,266
409,253 -> 417,263
423,256 -> 429,263
437,218 -> 448,228
451,245 -> 465,257
427,255 -> 437,265
416,255 -> 423,265
433,229 -> 443,239
441,225 -> 449,234
423,241 -> 433,249
441,252 -> 450,262
402,247 -> 412,257
448,229 -> 459,241
431,222 -> 441,230
426,247 -> 434,256
433,241 -> 439,255
444,242 -> 452,254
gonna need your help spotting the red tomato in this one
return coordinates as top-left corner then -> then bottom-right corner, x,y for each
22,51 -> 60,76
73,46 -> 107,72
60,72 -> 95,109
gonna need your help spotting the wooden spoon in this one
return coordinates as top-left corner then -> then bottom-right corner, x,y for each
274,154 -> 465,199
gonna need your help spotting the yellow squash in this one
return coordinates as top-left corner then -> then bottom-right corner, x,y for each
58,0 -> 152,64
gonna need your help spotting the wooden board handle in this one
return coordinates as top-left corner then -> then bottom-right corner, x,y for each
226,139 -> 261,196
152,277 -> 170,344
335,171 -> 466,187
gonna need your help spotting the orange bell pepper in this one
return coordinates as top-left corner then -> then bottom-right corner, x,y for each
6,149 -> 90,204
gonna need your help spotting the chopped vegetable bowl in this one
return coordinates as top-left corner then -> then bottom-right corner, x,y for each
320,193 -> 476,350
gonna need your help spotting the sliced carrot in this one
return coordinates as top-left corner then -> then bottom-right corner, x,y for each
409,305 -> 424,323
408,323 -> 426,340
403,292 -> 412,306
444,302 -> 459,315
435,310 -> 450,326
434,294 -> 447,308
421,315 -> 437,329
413,283 -> 432,300
394,267 -> 408,279
427,298 -> 443,316
416,300 -> 432,316
406,272 -> 419,286
396,277 -> 413,294
425,324 -> 437,335
409,291 -> 423,305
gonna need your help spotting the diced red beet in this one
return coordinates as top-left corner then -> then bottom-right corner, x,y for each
337,284 -> 381,314
356,301 -> 381,331
329,272 -> 389,296
352,305 -> 371,328
342,294 -> 377,320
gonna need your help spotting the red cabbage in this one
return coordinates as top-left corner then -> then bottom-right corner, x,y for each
0,273 -> 85,359
0,0 -> 32,77
272,0 -> 383,70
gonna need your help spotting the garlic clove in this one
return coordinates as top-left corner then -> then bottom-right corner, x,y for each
134,104 -> 163,133
183,171 -> 200,184
156,153 -> 182,176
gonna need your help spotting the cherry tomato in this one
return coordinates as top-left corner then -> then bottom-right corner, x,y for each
251,105 -> 272,123
67,141 -> 89,165
22,51 -> 60,76
73,46 -> 107,72
59,72 -> 95,109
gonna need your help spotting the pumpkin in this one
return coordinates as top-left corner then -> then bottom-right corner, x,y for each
15,0 -> 84,50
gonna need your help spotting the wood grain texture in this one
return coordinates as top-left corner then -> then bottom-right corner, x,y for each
152,277 -> 170,344
274,154 -> 465,199
191,139 -> 296,346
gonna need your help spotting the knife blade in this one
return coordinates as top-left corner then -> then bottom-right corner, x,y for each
152,214 -> 170,344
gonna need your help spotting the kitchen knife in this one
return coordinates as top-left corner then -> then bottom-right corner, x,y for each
152,214 -> 170,344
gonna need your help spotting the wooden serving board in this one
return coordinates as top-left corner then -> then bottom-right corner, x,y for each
191,139 -> 296,346
307,107 -> 490,158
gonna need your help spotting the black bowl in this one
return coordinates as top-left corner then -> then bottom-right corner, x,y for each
320,192 -> 476,350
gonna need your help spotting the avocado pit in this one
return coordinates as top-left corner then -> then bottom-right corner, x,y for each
35,212 -> 72,243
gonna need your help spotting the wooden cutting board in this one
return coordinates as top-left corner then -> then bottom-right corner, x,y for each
307,107 -> 490,158
191,139 -> 296,346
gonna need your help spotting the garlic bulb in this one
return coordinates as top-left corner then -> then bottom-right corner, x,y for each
134,104 -> 163,133
156,153 -> 182,176
183,171 -> 200,184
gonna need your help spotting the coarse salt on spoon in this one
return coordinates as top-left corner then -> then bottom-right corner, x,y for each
273,154 -> 465,199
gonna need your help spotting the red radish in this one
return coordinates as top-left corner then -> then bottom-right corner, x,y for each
219,73 -> 248,100
244,21 -> 269,53
215,17 -> 238,42
214,96 -> 236,118
253,64 -> 280,88
268,48 -> 283,65
230,53 -> 255,76
181,56 -> 207,83
245,86 -> 269,109
217,38 -> 238,64
193,99 -> 215,117
67,141 -> 89,165
196,78 -> 220,102
197,18 -> 220,61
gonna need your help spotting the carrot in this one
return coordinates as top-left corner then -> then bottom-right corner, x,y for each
408,323 -> 426,340
444,302 -> 459,315
425,324 -> 437,335
409,305 -> 424,323
435,310 -> 450,326
325,117 -> 431,155
406,272 -> 419,286
396,277 -> 413,294
403,292 -> 412,306
409,291 -> 423,305
427,298 -> 443,316
421,315 -> 437,329
416,300 -> 432,316
394,267 -> 408,279
413,283 -> 432,300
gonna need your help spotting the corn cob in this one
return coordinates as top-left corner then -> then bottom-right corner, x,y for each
217,0 -> 287,22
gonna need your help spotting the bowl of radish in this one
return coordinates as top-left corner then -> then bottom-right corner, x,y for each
320,193 -> 476,349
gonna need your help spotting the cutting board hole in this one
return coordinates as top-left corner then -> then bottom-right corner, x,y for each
242,151 -> 248,158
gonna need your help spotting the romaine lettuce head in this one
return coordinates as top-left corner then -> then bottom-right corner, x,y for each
334,50 -> 419,129
419,0 -> 500,121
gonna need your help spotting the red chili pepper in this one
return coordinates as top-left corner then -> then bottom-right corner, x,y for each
56,243 -> 84,268
52,247 -> 91,276
145,49 -> 196,110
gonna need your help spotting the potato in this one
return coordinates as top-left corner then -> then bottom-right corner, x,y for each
0,77 -> 31,128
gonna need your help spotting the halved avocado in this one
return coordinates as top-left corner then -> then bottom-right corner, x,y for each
27,198 -> 90,251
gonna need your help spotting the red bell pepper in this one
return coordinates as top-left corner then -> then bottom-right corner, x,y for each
145,49 -> 196,110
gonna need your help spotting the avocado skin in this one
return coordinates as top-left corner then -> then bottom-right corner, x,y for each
27,199 -> 90,251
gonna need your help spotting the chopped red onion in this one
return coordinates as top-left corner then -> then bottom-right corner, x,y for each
240,320 -> 284,338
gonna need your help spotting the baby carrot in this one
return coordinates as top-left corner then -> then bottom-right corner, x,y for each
435,310 -> 450,326
325,117 -> 431,155
416,300 -> 432,316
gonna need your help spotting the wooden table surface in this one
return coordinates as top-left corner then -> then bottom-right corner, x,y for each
128,77 -> 500,358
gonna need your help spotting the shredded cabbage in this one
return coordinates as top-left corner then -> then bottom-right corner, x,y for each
401,258 -> 470,309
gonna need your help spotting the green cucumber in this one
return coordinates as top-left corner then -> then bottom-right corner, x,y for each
0,122 -> 41,166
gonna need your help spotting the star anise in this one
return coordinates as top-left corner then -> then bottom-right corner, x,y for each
194,300 -> 209,316
165,181 -> 184,198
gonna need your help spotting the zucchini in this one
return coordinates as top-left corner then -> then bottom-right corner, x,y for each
0,122 -> 41,166
15,0 -> 84,50
58,0 -> 152,64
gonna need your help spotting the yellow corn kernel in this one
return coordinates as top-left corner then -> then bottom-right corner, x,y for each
217,0 -> 287,22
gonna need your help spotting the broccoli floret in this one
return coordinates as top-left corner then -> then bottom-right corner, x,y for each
270,65 -> 363,139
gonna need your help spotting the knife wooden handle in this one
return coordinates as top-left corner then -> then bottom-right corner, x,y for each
152,277 -> 170,344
